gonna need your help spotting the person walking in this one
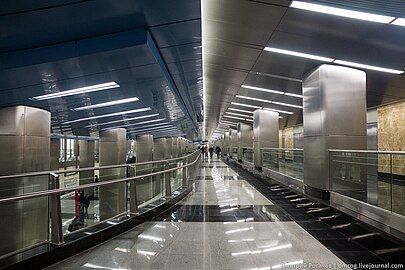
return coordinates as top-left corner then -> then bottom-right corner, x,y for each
208,146 -> 214,159
84,194 -> 91,219
215,146 -> 222,158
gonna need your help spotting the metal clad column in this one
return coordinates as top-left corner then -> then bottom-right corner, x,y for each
303,64 -> 367,199
99,128 -> 126,220
50,138 -> 60,171
253,110 -> 279,169
0,106 -> 50,255
224,132 -> 230,156
229,129 -> 237,158
136,135 -> 154,204
237,123 -> 253,162
79,139 -> 95,197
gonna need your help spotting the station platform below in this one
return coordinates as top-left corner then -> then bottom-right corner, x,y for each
45,157 -> 404,270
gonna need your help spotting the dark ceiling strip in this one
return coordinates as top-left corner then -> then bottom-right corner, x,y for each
146,31 -> 199,135
148,18 -> 200,28
0,0 -> 91,16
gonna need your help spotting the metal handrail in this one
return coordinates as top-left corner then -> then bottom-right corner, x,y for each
0,150 -> 199,180
261,148 -> 304,151
0,152 -> 201,204
329,149 -> 405,154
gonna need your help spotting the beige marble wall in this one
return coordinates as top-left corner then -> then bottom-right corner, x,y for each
285,127 -> 294,160
278,130 -> 283,149
378,101 -> 405,175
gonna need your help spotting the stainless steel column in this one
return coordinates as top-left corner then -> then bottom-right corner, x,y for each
303,64 -> 367,199
229,129 -> 237,158
79,139 -> 95,197
166,137 -> 174,158
153,138 -> 165,199
99,128 -> 126,220
253,110 -> 279,169
164,137 -> 173,196
237,123 -> 253,162
0,106 -> 50,255
136,135 -> 154,205
224,132 -> 230,156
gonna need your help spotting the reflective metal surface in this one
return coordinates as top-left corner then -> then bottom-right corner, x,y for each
237,123 -> 253,161
99,128 -> 126,220
303,65 -> 367,192
253,109 -> 279,168
0,106 -> 50,256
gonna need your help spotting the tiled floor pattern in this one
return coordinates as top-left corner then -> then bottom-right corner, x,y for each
46,158 -> 404,269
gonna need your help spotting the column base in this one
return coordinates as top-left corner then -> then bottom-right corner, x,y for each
304,185 -> 330,200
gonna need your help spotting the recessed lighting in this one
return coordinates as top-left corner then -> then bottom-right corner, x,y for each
225,112 -> 253,118
392,18 -> 405,26
86,114 -> 159,128
129,125 -> 175,133
236,95 -> 272,104
284,93 -> 303,98
290,1 -> 395,24
224,115 -> 253,122
333,60 -> 404,74
249,71 -> 302,83
130,126 -> 178,135
265,47 -> 334,62
72,97 -> 139,111
31,82 -> 120,101
99,119 -> 166,130
63,107 -> 151,124
263,107 -> 294,115
241,85 -> 284,95
272,101 -> 303,109
231,102 -> 261,109
228,108 -> 254,114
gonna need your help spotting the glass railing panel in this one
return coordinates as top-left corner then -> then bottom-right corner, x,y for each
0,174 -> 50,258
242,148 -> 253,163
262,148 -> 304,181
391,154 -> 405,216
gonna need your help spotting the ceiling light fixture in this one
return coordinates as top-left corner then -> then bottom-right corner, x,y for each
31,82 -> 120,101
272,101 -> 303,109
333,60 -> 404,74
225,112 -> 253,118
72,97 -> 139,111
63,107 -> 151,124
265,47 -> 334,62
99,119 -> 167,130
263,107 -> 294,115
290,1 -> 395,24
284,93 -> 303,98
231,102 -> 261,109
392,18 -> 405,26
224,115 -> 252,122
129,125 -> 175,134
86,114 -> 160,128
236,95 -> 272,104
249,71 -> 302,82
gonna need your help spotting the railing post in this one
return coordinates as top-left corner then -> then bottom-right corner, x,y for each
129,166 -> 138,214
165,162 -> 171,197
49,172 -> 64,246
182,157 -> 188,188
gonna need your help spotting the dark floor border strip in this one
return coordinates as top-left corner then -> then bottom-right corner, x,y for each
1,188 -> 192,270
225,159 -> 405,266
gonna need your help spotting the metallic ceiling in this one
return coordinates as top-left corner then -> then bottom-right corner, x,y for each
202,0 -> 405,138
0,0 -> 203,140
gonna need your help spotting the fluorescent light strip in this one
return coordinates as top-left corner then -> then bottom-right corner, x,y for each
100,119 -> 167,130
231,102 -> 261,109
131,128 -> 178,135
224,115 -> 249,121
265,47 -> 334,62
129,125 -> 174,133
73,97 -> 139,111
31,82 -> 119,101
129,126 -> 176,134
265,47 -> 404,74
272,101 -> 303,109
392,18 -> 405,26
249,71 -> 302,82
228,108 -> 254,114
86,114 -> 159,128
334,60 -> 404,74
63,107 -> 151,124
236,95 -> 272,104
241,85 -> 284,95
225,112 -> 253,118
242,85 -> 303,99
290,1 -> 395,24
220,121 -> 238,125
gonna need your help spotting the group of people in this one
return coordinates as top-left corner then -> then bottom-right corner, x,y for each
200,145 -> 222,159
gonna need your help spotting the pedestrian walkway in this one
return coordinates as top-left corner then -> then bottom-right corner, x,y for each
46,158 -> 401,269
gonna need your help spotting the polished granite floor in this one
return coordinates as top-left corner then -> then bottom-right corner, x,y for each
46,158 -> 404,270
